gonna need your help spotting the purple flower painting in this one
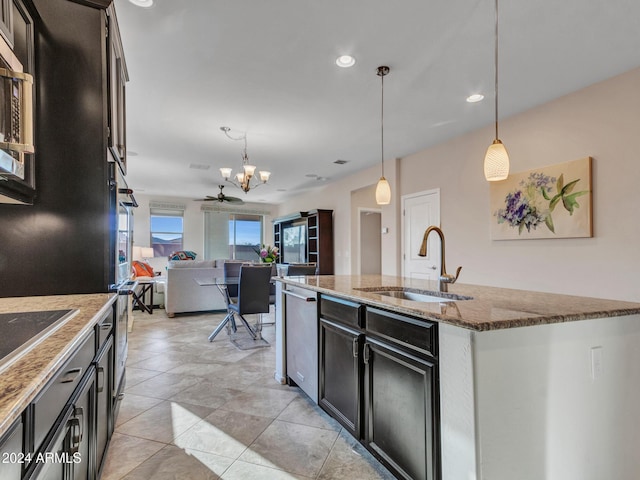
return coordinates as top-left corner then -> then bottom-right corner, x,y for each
490,158 -> 593,240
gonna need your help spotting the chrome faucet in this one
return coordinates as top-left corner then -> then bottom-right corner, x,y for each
418,225 -> 462,292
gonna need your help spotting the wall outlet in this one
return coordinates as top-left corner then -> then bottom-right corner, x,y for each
591,346 -> 603,380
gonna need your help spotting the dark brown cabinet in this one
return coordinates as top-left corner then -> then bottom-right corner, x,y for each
107,5 -> 127,174
0,418 -> 23,479
318,295 -> 364,438
364,307 -> 440,480
0,0 -> 12,44
94,336 -> 113,477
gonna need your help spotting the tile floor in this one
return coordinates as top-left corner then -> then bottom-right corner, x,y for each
101,308 -> 395,480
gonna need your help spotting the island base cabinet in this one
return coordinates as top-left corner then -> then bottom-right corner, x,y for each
319,319 -> 363,438
364,339 -> 439,480
94,337 -> 113,478
0,418 -> 23,480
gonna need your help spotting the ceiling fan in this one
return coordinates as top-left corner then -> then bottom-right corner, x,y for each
197,185 -> 245,204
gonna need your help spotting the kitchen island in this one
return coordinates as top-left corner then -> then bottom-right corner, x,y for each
274,275 -> 640,480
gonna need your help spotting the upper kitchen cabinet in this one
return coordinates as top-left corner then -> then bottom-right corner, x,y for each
0,0 -> 130,297
107,4 -> 128,174
0,0 -> 36,204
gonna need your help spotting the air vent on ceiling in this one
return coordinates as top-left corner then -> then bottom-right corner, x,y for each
334,159 -> 348,165
189,164 -> 210,170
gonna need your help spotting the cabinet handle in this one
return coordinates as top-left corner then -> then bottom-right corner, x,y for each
97,366 -> 105,393
60,367 -> 83,384
100,323 -> 113,330
74,406 -> 84,444
283,290 -> 316,302
363,343 -> 370,364
352,338 -> 359,358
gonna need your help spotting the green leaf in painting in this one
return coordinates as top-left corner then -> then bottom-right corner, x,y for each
562,190 -> 589,214
545,214 -> 555,233
556,174 -> 564,193
560,178 -> 580,195
549,194 -> 561,212
518,223 -> 525,235
541,188 -> 551,201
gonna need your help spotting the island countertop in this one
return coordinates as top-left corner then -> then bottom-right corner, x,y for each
0,294 -> 116,438
275,275 -> 640,331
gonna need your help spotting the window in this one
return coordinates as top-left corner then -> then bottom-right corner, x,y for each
150,210 -> 184,257
204,212 -> 264,261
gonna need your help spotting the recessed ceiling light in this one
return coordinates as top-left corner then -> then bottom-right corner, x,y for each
128,0 -> 154,7
336,55 -> 356,68
466,94 -> 485,103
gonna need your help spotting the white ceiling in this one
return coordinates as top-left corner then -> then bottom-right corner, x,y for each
114,0 -> 640,204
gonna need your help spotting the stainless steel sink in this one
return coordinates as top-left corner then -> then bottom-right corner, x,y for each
356,287 -> 472,303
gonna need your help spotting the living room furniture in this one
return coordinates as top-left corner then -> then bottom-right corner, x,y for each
132,279 -> 154,314
164,259 -> 228,317
273,210 -> 334,274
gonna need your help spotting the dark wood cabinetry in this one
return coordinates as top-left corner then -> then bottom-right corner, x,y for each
364,307 -> 440,480
106,5 -> 127,173
315,295 -> 441,480
273,210 -> 334,274
0,0 -> 13,45
318,295 -> 364,438
0,418 -> 23,479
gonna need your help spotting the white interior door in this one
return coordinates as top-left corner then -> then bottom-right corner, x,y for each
402,189 -> 441,279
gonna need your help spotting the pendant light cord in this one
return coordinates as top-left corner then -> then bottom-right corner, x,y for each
494,0 -> 499,141
381,71 -> 385,178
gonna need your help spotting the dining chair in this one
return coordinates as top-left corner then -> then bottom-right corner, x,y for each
227,264 -> 272,342
286,263 -> 318,276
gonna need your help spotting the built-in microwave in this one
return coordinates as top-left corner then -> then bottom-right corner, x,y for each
0,65 -> 33,180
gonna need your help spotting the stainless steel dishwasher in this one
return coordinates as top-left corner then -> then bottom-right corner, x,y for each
284,285 -> 318,402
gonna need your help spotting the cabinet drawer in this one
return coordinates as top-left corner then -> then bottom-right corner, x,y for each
96,309 -> 114,351
32,330 -> 95,453
320,295 -> 363,329
366,307 -> 436,359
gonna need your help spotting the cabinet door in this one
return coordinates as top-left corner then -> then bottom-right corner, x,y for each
29,407 -> 73,480
95,337 -> 113,477
364,339 -> 439,480
0,417 -> 23,480
0,0 -> 12,45
319,318 -> 362,438
69,367 -> 95,480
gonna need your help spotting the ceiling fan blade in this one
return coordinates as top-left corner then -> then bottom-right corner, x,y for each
224,196 -> 244,204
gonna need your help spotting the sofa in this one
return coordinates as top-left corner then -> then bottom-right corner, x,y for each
164,259 -> 239,317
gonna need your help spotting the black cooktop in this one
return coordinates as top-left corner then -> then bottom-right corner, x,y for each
0,309 -> 78,370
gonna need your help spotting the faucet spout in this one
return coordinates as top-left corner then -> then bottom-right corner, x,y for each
417,225 -> 462,291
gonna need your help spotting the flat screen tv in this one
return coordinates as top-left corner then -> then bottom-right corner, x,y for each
282,223 -> 306,264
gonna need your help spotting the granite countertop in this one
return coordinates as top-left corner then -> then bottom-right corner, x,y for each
276,275 -> 640,331
0,294 -> 116,437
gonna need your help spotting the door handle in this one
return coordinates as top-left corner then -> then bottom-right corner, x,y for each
352,338 -> 359,358
363,343 -> 370,364
97,366 -> 105,393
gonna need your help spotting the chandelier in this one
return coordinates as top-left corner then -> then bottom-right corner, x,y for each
219,127 -> 271,193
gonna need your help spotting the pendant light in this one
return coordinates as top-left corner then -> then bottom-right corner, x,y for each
484,0 -> 510,181
375,66 -> 391,205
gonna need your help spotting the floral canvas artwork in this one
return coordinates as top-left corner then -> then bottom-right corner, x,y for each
490,157 -> 592,240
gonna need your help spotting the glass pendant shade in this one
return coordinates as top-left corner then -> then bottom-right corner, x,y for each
220,167 -> 232,180
243,164 -> 256,177
484,139 -> 510,181
235,172 -> 245,183
375,176 -> 391,205
259,171 -> 271,182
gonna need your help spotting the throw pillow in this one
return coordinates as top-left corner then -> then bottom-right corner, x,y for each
132,260 -> 155,277
169,250 -> 197,261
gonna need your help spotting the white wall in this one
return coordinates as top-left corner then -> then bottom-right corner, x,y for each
133,193 -> 277,270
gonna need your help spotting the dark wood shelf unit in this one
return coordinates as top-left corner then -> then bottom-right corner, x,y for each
273,209 -> 334,274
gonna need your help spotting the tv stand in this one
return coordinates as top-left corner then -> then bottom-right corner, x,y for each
273,210 -> 334,274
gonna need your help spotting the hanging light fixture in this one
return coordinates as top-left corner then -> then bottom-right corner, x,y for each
484,0 -> 510,181
219,127 -> 271,193
375,66 -> 391,205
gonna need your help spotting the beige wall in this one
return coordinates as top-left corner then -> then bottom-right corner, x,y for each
401,67 -> 640,301
279,67 -> 640,302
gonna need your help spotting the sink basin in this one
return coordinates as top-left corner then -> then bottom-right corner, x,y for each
355,287 -> 472,303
